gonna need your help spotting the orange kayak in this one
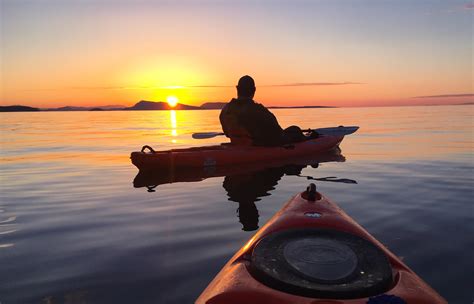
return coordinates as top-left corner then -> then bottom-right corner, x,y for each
133,150 -> 346,189
196,184 -> 447,304
131,135 -> 344,170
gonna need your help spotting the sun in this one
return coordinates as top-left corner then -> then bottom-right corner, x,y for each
166,96 -> 179,107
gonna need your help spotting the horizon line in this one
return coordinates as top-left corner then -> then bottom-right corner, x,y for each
1,102 -> 472,111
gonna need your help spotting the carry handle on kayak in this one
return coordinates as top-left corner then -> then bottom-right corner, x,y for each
141,145 -> 156,153
305,183 -> 318,201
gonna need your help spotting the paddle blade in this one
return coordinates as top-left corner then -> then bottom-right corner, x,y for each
315,126 -> 359,136
192,132 -> 225,139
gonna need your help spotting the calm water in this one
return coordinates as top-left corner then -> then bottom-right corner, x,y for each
0,106 -> 473,304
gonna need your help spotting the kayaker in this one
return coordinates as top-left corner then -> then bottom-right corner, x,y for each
219,75 -> 308,146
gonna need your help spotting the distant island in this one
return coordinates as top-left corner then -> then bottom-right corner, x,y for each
0,100 -> 336,112
0,105 -> 40,112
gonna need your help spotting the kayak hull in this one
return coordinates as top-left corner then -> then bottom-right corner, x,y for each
196,191 -> 447,304
131,135 -> 343,169
133,149 -> 346,189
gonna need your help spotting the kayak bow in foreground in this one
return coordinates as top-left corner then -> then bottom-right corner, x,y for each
196,184 -> 446,304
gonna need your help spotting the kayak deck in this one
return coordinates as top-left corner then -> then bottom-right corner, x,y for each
131,135 -> 344,170
196,185 -> 447,303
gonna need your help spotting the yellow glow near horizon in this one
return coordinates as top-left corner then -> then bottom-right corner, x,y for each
167,96 -> 179,107
116,56 -> 218,106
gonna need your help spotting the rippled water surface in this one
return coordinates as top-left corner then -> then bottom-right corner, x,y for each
0,106 -> 473,303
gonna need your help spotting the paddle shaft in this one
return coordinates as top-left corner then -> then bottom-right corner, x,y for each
192,126 -> 359,139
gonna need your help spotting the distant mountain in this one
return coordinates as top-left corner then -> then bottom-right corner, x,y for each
200,102 -> 227,109
0,101 -> 336,112
43,105 -> 125,111
44,106 -> 90,111
98,105 -> 126,109
125,100 -> 200,110
0,105 -> 40,112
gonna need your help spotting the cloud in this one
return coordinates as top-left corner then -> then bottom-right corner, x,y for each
22,86 -> 128,92
424,2 -> 474,15
184,85 -> 232,88
21,82 -> 363,91
413,93 -> 474,98
262,82 -> 363,87
188,82 -> 363,88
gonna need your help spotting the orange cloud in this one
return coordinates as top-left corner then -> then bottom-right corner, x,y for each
18,82 -> 363,91
413,93 -> 474,98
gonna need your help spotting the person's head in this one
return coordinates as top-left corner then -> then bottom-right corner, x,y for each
236,75 -> 256,99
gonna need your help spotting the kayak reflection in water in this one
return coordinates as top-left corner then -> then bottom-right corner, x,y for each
133,150 -> 355,231
220,75 -> 315,146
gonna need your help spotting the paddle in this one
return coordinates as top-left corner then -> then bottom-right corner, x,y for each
192,126 -> 359,139
297,175 -> 358,184
192,132 -> 225,139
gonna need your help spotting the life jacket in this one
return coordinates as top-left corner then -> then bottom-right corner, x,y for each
219,99 -> 253,146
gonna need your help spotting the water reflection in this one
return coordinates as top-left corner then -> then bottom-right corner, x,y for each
0,206 -> 17,249
133,148 -> 356,231
170,110 -> 177,142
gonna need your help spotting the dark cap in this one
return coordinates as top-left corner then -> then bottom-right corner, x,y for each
237,75 -> 255,89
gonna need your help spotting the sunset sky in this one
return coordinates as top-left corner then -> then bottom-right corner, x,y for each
1,0 -> 473,108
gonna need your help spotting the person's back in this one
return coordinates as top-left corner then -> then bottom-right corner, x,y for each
220,75 -> 309,146
220,98 -> 284,146
219,76 -> 285,146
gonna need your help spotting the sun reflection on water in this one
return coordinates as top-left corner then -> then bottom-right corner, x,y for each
170,110 -> 178,143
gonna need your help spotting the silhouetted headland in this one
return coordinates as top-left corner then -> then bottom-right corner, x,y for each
200,102 -> 227,109
124,100 -> 200,110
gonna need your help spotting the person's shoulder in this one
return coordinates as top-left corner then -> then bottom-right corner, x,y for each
252,101 -> 270,112
221,99 -> 235,111
225,98 -> 239,107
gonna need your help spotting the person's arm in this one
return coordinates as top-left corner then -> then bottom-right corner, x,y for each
219,104 -> 230,136
256,104 -> 283,133
242,104 -> 283,145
